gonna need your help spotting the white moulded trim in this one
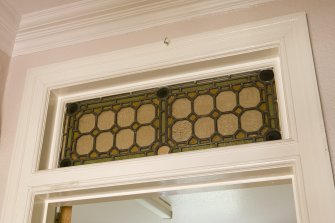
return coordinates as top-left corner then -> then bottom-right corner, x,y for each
135,198 -> 172,219
13,0 -> 276,56
1,12 -> 335,223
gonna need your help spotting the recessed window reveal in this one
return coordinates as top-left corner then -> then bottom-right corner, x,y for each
59,69 -> 281,167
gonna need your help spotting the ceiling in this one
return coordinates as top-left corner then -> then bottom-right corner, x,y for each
72,183 -> 297,223
5,0 -> 81,14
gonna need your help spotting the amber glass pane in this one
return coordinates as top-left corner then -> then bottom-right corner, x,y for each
59,69 -> 280,167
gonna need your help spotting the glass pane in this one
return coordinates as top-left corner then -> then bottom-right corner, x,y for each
59,69 -> 280,167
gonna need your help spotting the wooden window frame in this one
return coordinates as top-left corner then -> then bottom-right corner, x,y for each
1,13 -> 335,223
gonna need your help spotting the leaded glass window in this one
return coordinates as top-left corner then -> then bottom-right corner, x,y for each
59,69 -> 281,167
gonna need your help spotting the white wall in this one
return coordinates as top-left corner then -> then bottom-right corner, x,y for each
1,0 -> 335,214
72,184 -> 296,223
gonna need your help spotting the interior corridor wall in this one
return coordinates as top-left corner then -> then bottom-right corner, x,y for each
1,0 -> 335,215
0,50 -> 10,133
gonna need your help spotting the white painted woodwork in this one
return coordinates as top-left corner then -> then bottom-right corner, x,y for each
136,198 -> 172,219
1,13 -> 334,223
13,0 -> 275,56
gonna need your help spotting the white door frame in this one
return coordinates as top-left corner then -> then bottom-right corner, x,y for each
1,13 -> 334,223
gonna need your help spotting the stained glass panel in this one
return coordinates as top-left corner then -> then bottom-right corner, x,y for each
59,69 -> 281,167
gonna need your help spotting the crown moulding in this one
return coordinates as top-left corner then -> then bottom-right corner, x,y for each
13,0 -> 275,56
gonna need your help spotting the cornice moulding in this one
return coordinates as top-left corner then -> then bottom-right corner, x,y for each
13,0 -> 275,56
0,0 -> 20,55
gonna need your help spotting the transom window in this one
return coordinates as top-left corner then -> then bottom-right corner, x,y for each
59,69 -> 281,167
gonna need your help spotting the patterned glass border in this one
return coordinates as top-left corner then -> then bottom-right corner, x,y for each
59,69 -> 281,167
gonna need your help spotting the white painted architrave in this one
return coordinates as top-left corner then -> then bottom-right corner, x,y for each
41,49 -> 287,171
1,13 -> 335,223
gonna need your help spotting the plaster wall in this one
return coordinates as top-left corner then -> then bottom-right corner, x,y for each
72,184 -> 296,223
0,50 -> 9,133
1,0 -> 335,214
